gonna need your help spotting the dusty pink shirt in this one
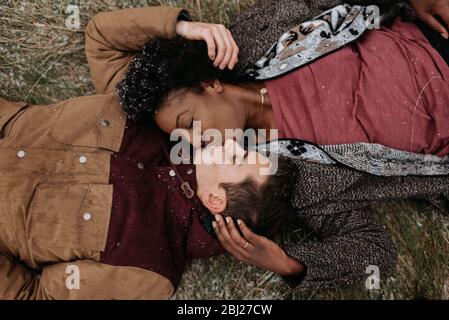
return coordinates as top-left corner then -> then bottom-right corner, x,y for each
265,18 -> 449,157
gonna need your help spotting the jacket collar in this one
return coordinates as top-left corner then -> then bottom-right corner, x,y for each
50,94 -> 126,152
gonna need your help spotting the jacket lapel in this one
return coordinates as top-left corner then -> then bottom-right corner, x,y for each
257,139 -> 449,177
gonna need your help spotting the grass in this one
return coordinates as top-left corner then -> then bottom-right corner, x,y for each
1,0 -> 448,300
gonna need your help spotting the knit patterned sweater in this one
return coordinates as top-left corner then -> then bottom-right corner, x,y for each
281,158 -> 449,289
227,0 -> 448,290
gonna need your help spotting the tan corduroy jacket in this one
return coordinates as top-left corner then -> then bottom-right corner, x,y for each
0,6 -> 186,300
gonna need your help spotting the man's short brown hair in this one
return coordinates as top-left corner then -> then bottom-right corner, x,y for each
220,156 -> 297,237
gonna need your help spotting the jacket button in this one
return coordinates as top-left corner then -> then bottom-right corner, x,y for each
79,155 -> 87,164
186,168 -> 193,175
137,162 -> 145,170
101,119 -> 110,127
17,150 -> 26,158
169,169 -> 176,177
83,212 -> 92,221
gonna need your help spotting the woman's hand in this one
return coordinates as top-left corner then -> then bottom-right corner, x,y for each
175,21 -> 239,70
409,0 -> 449,39
212,215 -> 304,276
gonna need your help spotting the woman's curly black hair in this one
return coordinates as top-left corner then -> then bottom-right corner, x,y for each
117,36 -> 238,121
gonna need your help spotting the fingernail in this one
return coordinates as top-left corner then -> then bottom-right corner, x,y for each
215,214 -> 221,222
226,216 -> 231,224
441,33 -> 448,40
212,221 -> 217,229
237,219 -> 242,225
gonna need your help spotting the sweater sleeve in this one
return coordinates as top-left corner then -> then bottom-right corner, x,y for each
0,253 -> 173,300
85,6 -> 188,94
281,206 -> 398,290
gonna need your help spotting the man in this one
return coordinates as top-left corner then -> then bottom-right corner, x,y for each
0,6 -> 288,300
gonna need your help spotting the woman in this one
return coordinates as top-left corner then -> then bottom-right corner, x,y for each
118,0 -> 449,157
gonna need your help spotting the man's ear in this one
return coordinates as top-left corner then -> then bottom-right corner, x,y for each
201,191 -> 227,214
202,79 -> 223,94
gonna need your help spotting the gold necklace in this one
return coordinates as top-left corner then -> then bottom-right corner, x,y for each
258,87 -> 268,125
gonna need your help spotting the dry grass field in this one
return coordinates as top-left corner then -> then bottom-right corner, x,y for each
1,0 -> 448,299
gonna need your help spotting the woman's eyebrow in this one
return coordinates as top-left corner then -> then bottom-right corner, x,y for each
176,110 -> 189,128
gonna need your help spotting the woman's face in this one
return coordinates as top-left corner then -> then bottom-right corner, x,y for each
154,84 -> 247,147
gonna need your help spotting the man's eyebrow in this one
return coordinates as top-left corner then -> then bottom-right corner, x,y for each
240,151 -> 248,166
176,110 -> 189,128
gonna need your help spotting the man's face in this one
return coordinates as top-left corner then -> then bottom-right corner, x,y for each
195,139 -> 271,214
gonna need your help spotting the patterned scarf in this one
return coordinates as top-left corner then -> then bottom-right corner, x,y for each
245,4 -> 380,80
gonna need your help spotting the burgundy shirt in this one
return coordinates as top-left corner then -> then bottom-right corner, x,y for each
100,120 -> 223,289
266,18 -> 449,156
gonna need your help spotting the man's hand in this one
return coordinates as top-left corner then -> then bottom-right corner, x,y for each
409,0 -> 449,39
175,21 -> 239,70
212,215 -> 304,276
